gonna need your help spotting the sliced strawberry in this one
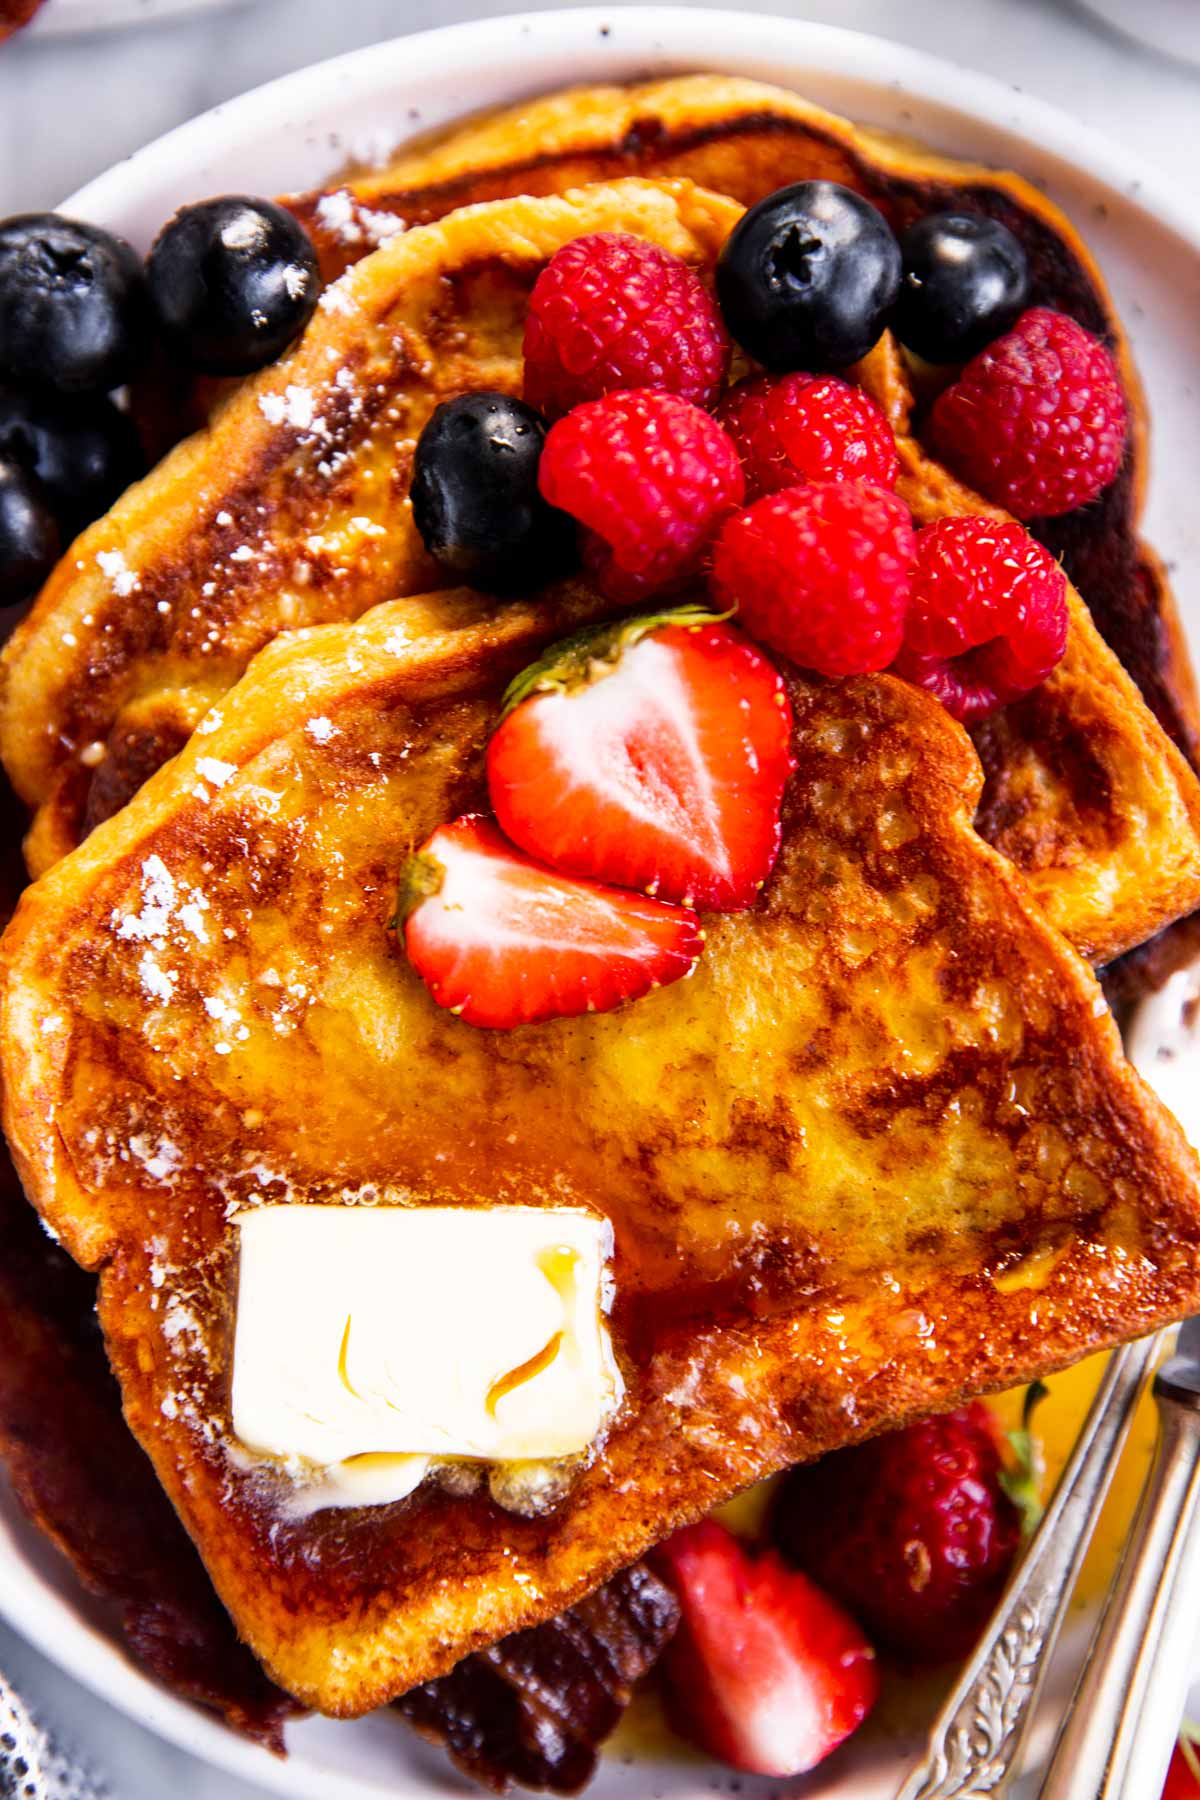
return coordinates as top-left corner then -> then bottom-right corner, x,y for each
398,815 -> 702,1029
653,1520 -> 878,1778
486,608 -> 794,912
1165,1740 -> 1200,1800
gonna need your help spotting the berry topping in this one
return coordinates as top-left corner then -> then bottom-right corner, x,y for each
146,197 -> 321,377
715,182 -> 901,373
0,214 -> 149,397
539,389 -> 744,603
891,516 -> 1068,723
398,815 -> 702,1029
653,1520 -> 878,1777
717,371 -> 899,501
771,1401 -> 1024,1664
710,480 -> 916,676
928,306 -> 1128,518
411,392 -> 574,592
894,211 -> 1029,364
0,457 -> 60,613
0,388 -> 144,540
523,232 -> 730,419
488,608 -> 794,913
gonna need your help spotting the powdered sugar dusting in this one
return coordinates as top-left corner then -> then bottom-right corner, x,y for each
114,855 -> 177,943
314,188 -> 405,248
137,951 -> 176,1004
111,855 -> 212,996
195,757 -> 237,789
259,384 -> 325,435
129,1133 -> 182,1183
96,548 -> 140,597
318,279 -> 357,319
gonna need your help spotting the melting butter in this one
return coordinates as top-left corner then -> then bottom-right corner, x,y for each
230,1204 -> 621,1509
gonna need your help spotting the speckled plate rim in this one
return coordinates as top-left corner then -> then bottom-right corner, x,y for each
2,9 -> 1200,1797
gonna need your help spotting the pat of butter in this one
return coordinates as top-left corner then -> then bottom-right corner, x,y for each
230,1205 -> 621,1479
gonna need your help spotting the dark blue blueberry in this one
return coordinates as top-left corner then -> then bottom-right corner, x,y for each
0,387 -> 144,538
0,457 -> 59,615
0,214 -> 150,396
895,212 -> 1030,363
716,181 -> 901,372
411,392 -> 575,592
147,197 -> 321,377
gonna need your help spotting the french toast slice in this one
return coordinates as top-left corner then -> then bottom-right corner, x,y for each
299,74 -> 1200,765
2,180 -> 1199,965
4,586 -> 1200,1714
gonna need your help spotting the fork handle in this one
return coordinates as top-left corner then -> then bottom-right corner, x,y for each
894,1336 -> 1160,1800
1039,1380 -> 1200,1800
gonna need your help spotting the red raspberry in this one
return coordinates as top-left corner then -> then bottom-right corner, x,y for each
928,306 -> 1127,519
539,389 -> 744,603
717,372 -> 899,501
771,1403 -> 1023,1665
709,481 -> 915,676
523,232 -> 730,419
892,516 -> 1068,723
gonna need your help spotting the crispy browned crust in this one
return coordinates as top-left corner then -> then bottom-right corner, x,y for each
0,179 -> 738,862
4,586 -> 1200,1714
288,74 -> 1200,767
1,170 -> 1197,962
855,335 -> 1200,965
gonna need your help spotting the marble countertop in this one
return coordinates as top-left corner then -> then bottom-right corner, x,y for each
0,2 -> 1199,1796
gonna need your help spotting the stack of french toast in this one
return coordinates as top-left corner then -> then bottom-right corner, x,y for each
2,73 -> 1200,1794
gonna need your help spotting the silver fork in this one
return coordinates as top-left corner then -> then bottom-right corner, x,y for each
1037,1317 -> 1200,1798
0,1668 -> 107,1800
894,1332 -> 1161,1800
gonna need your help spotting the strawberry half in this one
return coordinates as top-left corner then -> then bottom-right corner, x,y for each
1164,1738 -> 1200,1800
398,815 -> 703,1029
487,608 -> 794,912
653,1520 -> 879,1778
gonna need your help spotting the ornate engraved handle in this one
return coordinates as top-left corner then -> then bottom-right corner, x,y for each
0,1666 -> 107,1800
0,1669 -> 51,1800
895,1334 -> 1162,1800
1039,1374 -> 1200,1799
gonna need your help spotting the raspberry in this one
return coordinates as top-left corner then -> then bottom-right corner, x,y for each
772,1402 -> 1022,1664
717,372 -> 899,501
928,306 -> 1127,519
891,516 -> 1068,723
709,480 -> 915,676
539,389 -> 744,603
523,232 -> 730,419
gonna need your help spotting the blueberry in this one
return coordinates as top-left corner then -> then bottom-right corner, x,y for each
411,392 -> 575,592
147,197 -> 321,378
0,214 -> 150,397
895,212 -> 1030,363
0,458 -> 59,614
0,388 -> 144,539
716,182 -> 901,373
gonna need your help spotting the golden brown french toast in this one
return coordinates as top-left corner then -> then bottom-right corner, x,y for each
2,178 -> 1198,965
300,75 -> 1200,764
0,180 -> 733,874
4,585 -> 1200,1714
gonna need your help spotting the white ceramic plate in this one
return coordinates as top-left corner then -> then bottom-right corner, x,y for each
3,10 -> 1200,1796
29,0 -> 246,37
